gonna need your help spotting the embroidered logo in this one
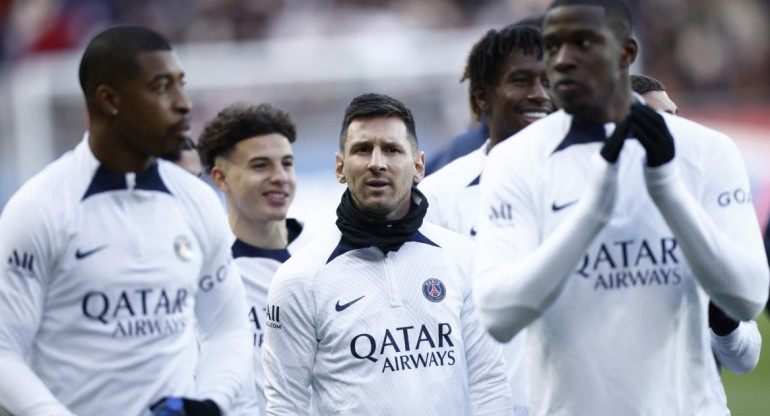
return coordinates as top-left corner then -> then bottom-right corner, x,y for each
174,236 -> 193,262
422,278 -> 446,303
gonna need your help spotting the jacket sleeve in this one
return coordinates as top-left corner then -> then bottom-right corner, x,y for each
474,150 -> 620,342
711,321 -> 762,375
461,287 -> 513,415
194,209 -> 252,412
263,270 -> 316,416
643,132 -> 769,320
0,194 -> 76,416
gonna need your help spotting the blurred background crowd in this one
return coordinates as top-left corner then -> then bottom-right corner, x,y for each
2,0 -> 770,100
0,0 -> 769,412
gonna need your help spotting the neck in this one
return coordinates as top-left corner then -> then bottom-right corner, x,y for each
89,121 -> 153,173
230,211 -> 288,250
488,129 -> 505,150
576,76 -> 633,125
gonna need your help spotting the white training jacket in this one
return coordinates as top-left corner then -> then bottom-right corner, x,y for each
263,221 -> 512,415
229,219 -> 313,416
420,138 -> 529,415
0,136 -> 252,416
474,109 -> 769,416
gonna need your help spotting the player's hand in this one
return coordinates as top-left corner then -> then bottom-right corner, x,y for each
600,115 -> 632,163
631,103 -> 675,167
150,397 -> 222,416
709,301 -> 740,336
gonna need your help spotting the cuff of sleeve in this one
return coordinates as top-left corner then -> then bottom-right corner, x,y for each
710,326 -> 742,348
643,159 -> 680,201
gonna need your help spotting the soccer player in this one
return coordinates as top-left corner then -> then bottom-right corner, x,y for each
630,74 -> 678,115
632,73 -> 761,412
263,93 -> 511,415
197,102 -> 313,415
0,26 -> 252,416
419,23 -> 555,414
424,15 -> 545,176
473,1 -> 769,414
167,137 -> 203,177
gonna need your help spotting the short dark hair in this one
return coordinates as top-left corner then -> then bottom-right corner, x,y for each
339,93 -> 417,153
79,26 -> 172,113
197,103 -> 297,174
630,74 -> 666,95
462,24 -> 544,120
547,0 -> 633,38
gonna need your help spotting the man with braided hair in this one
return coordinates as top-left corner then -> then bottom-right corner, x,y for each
419,23 -> 555,415
473,0 -> 768,414
197,102 -> 313,415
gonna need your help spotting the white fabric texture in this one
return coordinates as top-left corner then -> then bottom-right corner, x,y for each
263,222 -> 512,415
229,221 -> 313,416
0,136 -> 252,416
420,138 -> 529,414
474,110 -> 768,416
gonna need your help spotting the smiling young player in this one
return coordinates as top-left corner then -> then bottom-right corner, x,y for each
197,102 -> 313,415
419,23 -> 555,415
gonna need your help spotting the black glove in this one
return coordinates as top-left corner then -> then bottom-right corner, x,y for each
709,301 -> 740,336
600,115 -> 633,163
150,397 -> 221,416
630,103 -> 675,167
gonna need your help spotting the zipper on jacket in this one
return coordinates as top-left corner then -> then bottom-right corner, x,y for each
384,253 -> 401,307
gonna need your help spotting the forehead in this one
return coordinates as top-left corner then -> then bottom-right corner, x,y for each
501,50 -> 545,73
544,5 -> 610,37
134,50 -> 184,80
344,116 -> 411,148
232,133 -> 293,158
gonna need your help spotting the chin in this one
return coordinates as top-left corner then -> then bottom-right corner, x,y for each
263,208 -> 290,222
558,100 -> 588,116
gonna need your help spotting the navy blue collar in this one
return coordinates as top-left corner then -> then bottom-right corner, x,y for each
232,239 -> 291,263
467,174 -> 481,187
82,162 -> 170,200
552,117 -> 607,154
326,231 -> 439,264
230,219 -> 303,263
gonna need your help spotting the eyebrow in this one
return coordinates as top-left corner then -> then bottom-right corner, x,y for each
248,155 -> 294,163
149,72 -> 184,85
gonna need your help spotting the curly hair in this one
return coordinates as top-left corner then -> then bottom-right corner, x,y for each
461,25 -> 543,121
197,103 -> 296,174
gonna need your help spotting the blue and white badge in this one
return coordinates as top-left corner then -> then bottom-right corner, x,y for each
422,278 -> 446,303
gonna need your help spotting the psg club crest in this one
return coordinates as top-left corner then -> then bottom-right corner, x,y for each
174,235 -> 193,262
422,278 -> 446,303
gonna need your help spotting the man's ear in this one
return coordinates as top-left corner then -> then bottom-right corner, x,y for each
472,86 -> 490,117
94,84 -> 120,117
619,37 -> 638,69
335,153 -> 346,184
210,165 -> 229,192
413,151 -> 425,183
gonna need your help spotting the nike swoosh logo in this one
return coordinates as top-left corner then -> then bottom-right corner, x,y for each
552,200 -> 578,212
335,295 -> 365,312
75,245 -> 108,260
